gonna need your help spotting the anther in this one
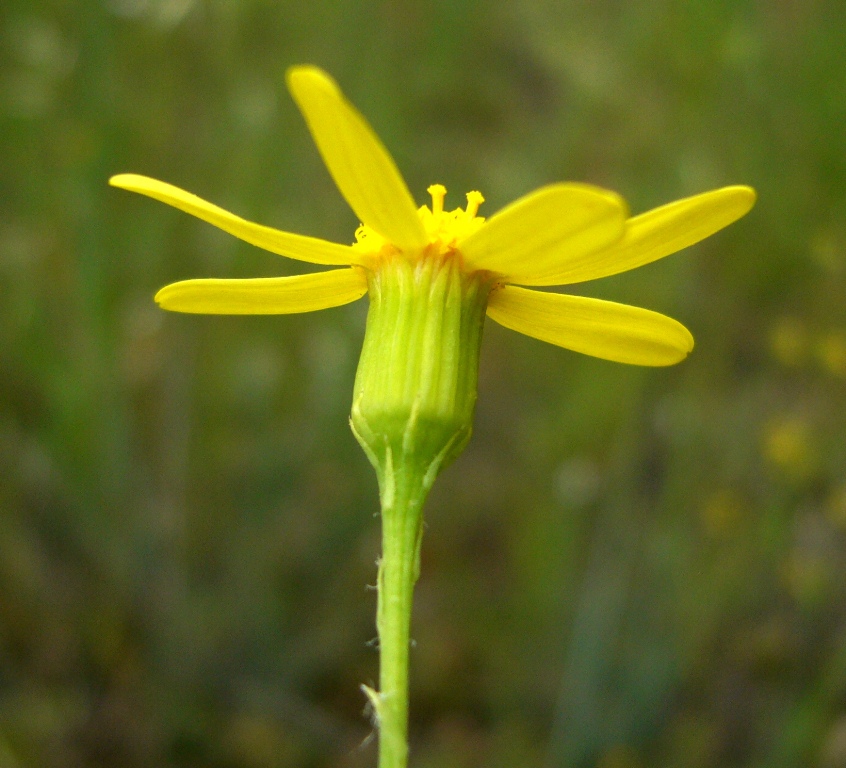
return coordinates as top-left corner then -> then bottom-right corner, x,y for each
427,184 -> 447,216
465,191 -> 484,218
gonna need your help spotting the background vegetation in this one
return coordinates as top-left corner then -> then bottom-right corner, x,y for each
2,1 -> 846,766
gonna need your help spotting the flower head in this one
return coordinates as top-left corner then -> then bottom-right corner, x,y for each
110,74 -> 757,760
110,65 -> 755,366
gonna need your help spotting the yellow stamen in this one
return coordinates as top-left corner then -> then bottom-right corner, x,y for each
428,184 -> 447,216
465,191 -> 484,218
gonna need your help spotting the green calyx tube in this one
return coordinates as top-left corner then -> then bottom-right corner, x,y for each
351,251 -> 494,488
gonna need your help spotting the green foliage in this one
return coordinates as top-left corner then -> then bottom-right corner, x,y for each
2,1 -> 846,766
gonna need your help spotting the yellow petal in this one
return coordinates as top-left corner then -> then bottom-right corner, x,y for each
109,174 -> 362,266
486,285 -> 693,366
526,185 -> 757,286
286,66 -> 427,252
155,268 -> 368,314
458,184 -> 627,283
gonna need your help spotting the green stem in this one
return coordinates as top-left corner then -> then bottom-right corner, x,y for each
371,461 -> 429,768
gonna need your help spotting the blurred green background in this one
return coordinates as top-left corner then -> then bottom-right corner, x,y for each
2,1 -> 846,766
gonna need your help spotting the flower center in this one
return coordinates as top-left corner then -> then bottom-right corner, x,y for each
352,184 -> 486,261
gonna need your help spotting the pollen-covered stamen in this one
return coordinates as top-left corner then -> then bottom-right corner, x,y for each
420,185 -> 487,253
352,184 -> 487,260
428,184 -> 446,216
465,191 -> 484,219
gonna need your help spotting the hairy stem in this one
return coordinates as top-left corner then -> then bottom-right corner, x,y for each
369,459 -> 428,768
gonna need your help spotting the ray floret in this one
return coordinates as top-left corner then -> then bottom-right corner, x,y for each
110,65 -> 756,362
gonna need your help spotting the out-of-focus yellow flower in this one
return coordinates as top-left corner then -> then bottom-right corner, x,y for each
817,330 -> 846,377
110,65 -> 755,367
762,415 -> 817,479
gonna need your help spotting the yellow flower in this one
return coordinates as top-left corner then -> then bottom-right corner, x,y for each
110,65 -> 755,366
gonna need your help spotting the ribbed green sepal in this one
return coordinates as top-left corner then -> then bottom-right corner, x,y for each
351,253 -> 493,487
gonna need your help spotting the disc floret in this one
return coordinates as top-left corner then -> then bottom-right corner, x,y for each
353,185 -> 487,264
